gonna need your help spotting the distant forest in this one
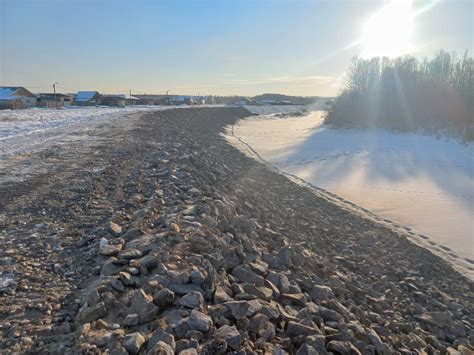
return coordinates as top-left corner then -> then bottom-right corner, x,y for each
213,94 -> 322,105
325,51 -> 473,140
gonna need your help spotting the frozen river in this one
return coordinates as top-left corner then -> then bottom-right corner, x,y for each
227,109 -> 474,278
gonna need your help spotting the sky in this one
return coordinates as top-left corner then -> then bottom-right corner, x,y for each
0,0 -> 472,96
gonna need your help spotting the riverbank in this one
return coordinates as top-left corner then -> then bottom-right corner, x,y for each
225,110 -> 474,280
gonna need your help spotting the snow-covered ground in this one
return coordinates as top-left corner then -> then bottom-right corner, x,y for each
226,110 -> 474,278
0,106 -> 165,141
0,106 -> 171,185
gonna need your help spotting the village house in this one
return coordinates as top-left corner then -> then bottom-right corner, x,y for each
37,93 -> 74,108
74,91 -> 102,106
102,94 -> 140,107
101,94 -> 127,107
0,87 -> 37,109
170,95 -> 194,105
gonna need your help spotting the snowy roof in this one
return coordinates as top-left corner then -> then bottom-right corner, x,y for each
74,91 -> 99,102
0,87 -> 22,100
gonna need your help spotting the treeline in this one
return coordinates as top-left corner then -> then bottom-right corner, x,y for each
212,94 -> 321,105
325,51 -> 473,140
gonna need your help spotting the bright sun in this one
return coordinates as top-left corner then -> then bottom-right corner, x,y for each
361,0 -> 414,58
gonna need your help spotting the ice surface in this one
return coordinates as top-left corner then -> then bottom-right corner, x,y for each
227,110 -> 474,278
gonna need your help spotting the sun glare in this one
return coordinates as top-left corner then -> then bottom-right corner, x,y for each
361,0 -> 414,58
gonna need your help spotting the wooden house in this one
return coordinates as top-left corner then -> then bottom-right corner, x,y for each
0,87 -> 37,109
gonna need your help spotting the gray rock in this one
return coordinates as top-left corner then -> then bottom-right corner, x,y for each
119,248 -> 143,260
224,300 -> 262,319
124,332 -> 146,354
231,265 -> 265,286
179,291 -> 204,309
129,289 -> 159,323
214,286 -> 233,303
266,271 -> 290,293
99,243 -> 123,256
416,311 -> 454,329
147,340 -> 174,355
306,335 -> 329,355
242,284 -> 273,301
110,278 -> 125,292
187,309 -> 212,332
123,313 -> 139,327
215,325 -> 241,350
77,302 -> 107,324
101,257 -> 123,276
110,346 -> 129,355
248,313 -> 275,341
154,288 -> 175,307
170,283 -> 203,296
249,260 -> 269,275
148,329 -> 176,352
179,349 -> 198,355
188,338 -> 199,349
309,285 -> 333,301
208,339 -> 228,354
119,272 -> 134,287
109,221 -> 122,236
140,255 -> 161,275
171,271 -> 190,285
281,293 -> 306,306
296,343 -> 319,355
87,289 -> 101,307
319,306 -> 344,323
368,329 -> 391,355
185,330 -> 203,341
326,341 -> 353,355
190,269 -> 206,285
286,321 -> 318,337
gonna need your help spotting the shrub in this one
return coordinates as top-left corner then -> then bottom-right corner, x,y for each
325,51 -> 473,139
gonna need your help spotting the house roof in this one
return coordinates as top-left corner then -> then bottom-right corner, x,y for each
38,93 -> 73,99
103,94 -> 140,100
0,87 -> 34,100
74,91 -> 100,101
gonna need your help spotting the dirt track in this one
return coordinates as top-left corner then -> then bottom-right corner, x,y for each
0,107 -> 472,354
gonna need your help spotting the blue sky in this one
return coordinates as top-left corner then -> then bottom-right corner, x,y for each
1,0 -> 472,96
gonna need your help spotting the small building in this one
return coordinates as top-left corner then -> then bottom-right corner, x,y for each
170,95 -> 193,105
127,95 -> 140,106
37,93 -> 74,108
102,94 -> 140,107
102,94 -> 127,107
74,91 -> 102,106
134,94 -> 169,105
0,87 -> 37,109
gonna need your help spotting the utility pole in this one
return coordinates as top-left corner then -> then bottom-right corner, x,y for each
53,82 -> 58,109
129,89 -> 132,100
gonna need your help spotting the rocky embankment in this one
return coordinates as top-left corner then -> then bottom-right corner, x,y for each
0,107 -> 473,354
